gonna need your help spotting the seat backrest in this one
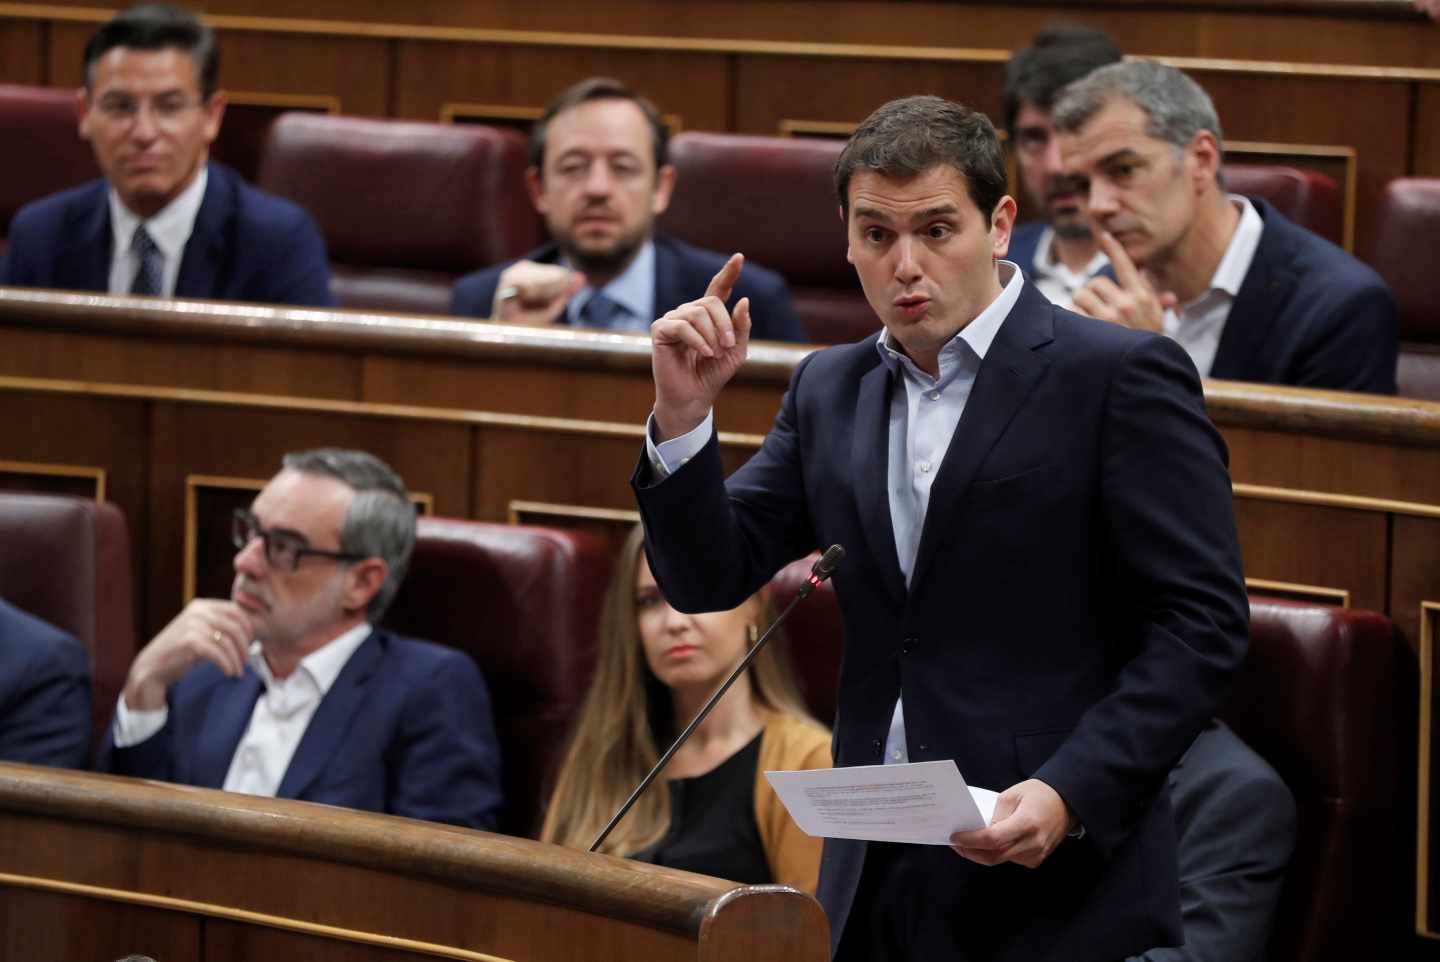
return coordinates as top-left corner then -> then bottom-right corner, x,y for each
379,519 -> 611,838
1225,164 -> 1343,246
1223,597 -> 1400,962
0,493 -> 136,756
1367,178 -> 1440,399
0,84 -> 100,236
256,113 -> 545,313
659,132 -> 874,344
767,553 -> 842,725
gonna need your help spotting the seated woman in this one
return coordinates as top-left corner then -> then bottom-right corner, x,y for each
541,526 -> 831,891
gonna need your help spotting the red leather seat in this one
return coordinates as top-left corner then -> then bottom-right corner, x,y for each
256,113 -> 544,315
770,557 -> 1402,962
0,493 -> 136,756
1224,164 -> 1343,247
659,132 -> 876,345
379,519 -> 611,837
1368,178 -> 1440,399
0,85 -> 100,246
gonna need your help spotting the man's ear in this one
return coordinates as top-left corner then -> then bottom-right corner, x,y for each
651,163 -> 677,216
200,89 -> 227,147
841,205 -> 855,264
1189,130 -> 1223,194
524,166 -> 545,214
75,87 -> 92,142
990,195 -> 1017,260
343,557 -> 388,617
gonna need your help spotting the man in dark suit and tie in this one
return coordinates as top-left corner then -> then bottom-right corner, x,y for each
450,77 -> 805,342
96,448 -> 502,830
0,600 -> 91,769
1,4 -> 333,307
1052,59 -> 1397,394
633,95 -> 1249,960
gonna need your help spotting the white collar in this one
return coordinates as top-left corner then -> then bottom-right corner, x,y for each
247,621 -> 372,695
109,163 -> 210,264
1031,227 -> 1109,283
1205,194 -> 1265,299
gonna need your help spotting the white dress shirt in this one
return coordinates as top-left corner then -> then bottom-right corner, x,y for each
106,164 -> 209,297
112,622 -> 372,798
564,238 -> 656,332
1027,226 -> 1110,310
647,263 -> 1027,767
1161,195 -> 1265,378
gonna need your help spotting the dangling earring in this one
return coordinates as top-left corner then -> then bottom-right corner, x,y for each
746,624 -> 759,646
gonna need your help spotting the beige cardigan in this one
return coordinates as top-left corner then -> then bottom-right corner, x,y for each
753,712 -> 832,893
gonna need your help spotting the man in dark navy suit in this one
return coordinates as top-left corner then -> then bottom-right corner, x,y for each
633,95 -> 1249,961
450,77 -> 805,342
0,600 -> 91,769
1,4 -> 333,307
97,448 -> 502,830
1053,60 -> 1397,394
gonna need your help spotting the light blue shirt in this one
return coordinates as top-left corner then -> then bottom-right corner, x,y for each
647,262 -> 1026,767
564,239 -> 655,333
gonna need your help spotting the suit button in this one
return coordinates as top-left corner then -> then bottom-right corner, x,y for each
903,636 -> 919,652
871,739 -> 882,756
918,744 -> 928,753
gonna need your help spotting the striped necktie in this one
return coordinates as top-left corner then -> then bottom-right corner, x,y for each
581,291 -> 625,330
130,225 -> 163,296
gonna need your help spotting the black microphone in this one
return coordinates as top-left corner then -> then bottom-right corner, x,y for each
589,544 -> 846,853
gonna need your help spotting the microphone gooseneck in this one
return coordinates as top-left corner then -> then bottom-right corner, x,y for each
589,545 -> 845,853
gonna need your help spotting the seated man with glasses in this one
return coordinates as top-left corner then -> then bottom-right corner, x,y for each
96,448 -> 503,830
0,3 -> 334,306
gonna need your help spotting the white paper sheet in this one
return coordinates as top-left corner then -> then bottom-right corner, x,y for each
764,760 -> 999,845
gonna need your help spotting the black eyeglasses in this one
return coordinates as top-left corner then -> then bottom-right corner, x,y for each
231,508 -> 368,572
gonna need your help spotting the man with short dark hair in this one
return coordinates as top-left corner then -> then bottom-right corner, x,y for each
97,448 -> 502,830
1,4 -> 334,306
450,77 -> 805,341
633,94 -> 1248,960
1053,59 -> 1398,393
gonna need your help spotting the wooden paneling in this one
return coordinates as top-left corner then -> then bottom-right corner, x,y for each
1233,497 -> 1390,612
1417,84 -> 1440,179
204,923 -> 436,962
734,57 -> 1003,135
1391,516 -> 1440,649
0,19 -> 43,84
0,887 -> 200,961
1224,424 -> 1440,508
393,40 -> 730,128
213,31 -> 390,117
1189,71 -> 1412,260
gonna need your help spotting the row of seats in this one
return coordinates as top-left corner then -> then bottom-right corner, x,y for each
0,490 -> 1405,962
4,83 -> 1437,390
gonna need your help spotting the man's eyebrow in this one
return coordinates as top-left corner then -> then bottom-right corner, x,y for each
852,203 -> 960,223
1097,148 -> 1145,168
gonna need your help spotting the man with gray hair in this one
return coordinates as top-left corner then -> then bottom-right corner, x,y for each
1053,59 -> 1398,394
97,448 -> 503,830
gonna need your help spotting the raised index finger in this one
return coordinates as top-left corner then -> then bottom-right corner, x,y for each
1096,229 -> 1144,291
705,253 -> 745,302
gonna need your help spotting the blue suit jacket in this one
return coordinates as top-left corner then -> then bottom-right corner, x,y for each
1,162 -> 335,308
96,629 -> 503,830
450,233 -> 807,342
0,600 -> 91,769
1010,204 -> 1398,394
634,282 -> 1249,961
1211,198 -> 1397,394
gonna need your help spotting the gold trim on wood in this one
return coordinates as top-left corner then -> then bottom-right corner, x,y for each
225,90 -> 341,114
1243,577 -> 1350,607
1232,482 -> 1440,520
0,460 -> 106,501
440,102 -> 542,125
778,119 -> 855,138
0,870 -> 515,962
1418,602 -> 1438,939
1226,140 -> 1358,252
506,499 -> 641,527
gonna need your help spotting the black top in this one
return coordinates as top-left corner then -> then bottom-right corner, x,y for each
632,731 -> 770,883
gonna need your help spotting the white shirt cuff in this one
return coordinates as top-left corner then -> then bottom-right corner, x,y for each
645,409 -> 714,479
112,693 -> 168,748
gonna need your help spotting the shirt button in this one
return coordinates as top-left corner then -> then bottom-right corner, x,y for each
891,749 -> 904,761
929,390 -> 940,401
919,461 -> 931,473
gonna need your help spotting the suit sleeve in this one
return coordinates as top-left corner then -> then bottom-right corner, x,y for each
95,702 -> 177,780
1290,280 -> 1399,395
0,207 -> 44,287
265,210 -> 336,307
387,650 -> 504,830
633,354 -> 820,614
1035,334 -> 1250,856
1130,723 -> 1297,962
0,633 -> 91,769
450,268 -> 500,318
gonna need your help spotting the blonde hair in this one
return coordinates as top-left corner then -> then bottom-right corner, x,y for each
540,525 -> 815,855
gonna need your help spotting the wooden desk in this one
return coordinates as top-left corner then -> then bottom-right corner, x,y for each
0,763 -> 827,961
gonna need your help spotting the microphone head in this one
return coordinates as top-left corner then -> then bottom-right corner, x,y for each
811,544 -> 846,583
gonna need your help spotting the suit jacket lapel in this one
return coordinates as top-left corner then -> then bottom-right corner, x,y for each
276,630 -> 382,800
1210,198 -> 1295,381
174,164 -> 230,298
55,185 -> 112,292
852,357 -> 907,606
909,284 -> 1053,594
193,671 -> 263,788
